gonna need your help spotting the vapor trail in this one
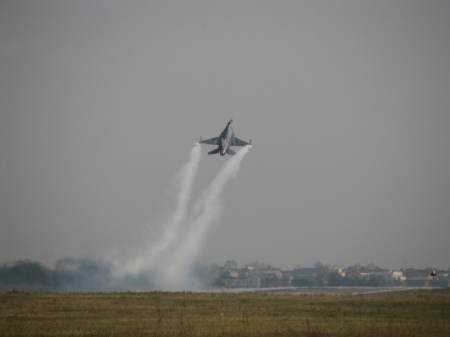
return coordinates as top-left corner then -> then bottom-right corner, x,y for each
162,145 -> 251,289
148,143 -> 201,260
122,143 -> 201,274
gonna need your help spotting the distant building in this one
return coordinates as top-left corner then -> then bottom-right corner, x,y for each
360,270 -> 406,282
335,268 -> 346,277
258,269 -> 283,279
391,271 -> 406,281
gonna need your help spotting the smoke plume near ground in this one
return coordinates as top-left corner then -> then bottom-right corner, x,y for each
114,144 -> 250,290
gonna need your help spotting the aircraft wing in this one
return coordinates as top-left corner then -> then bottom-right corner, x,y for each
200,137 -> 219,145
232,137 -> 251,146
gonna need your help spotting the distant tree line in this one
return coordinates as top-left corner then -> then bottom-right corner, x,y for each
0,258 -> 157,292
0,261 -> 55,288
0,259 -> 112,291
291,272 -> 386,287
328,271 -> 386,287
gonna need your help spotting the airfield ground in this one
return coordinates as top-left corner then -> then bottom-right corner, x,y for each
1,288 -> 449,336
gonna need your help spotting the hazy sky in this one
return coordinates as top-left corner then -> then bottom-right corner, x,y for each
1,0 -> 449,271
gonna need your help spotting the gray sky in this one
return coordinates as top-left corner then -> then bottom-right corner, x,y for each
1,0 -> 449,270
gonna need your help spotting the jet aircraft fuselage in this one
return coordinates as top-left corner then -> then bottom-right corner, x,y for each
200,120 -> 251,156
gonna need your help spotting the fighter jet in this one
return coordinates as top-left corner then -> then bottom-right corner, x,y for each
200,119 -> 252,156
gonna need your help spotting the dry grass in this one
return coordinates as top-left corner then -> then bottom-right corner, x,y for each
1,288 -> 449,336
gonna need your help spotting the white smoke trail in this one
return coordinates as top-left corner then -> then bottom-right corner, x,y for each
147,143 -> 201,262
121,143 -> 201,274
161,145 -> 251,289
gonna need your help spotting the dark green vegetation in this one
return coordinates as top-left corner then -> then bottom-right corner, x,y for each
0,259 -> 118,292
327,272 -> 388,287
1,289 -> 449,336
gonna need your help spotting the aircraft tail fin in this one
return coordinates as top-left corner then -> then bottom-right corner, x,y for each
226,149 -> 236,156
208,148 -> 220,155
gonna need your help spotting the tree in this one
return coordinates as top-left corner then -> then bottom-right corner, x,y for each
329,272 -> 343,286
368,274 -> 386,287
314,261 -> 324,269
292,276 -> 316,287
224,260 -> 238,269
0,260 -> 53,288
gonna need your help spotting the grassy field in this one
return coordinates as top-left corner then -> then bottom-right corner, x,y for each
1,288 -> 449,336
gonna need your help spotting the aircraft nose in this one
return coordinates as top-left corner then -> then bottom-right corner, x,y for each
220,150 -> 226,156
